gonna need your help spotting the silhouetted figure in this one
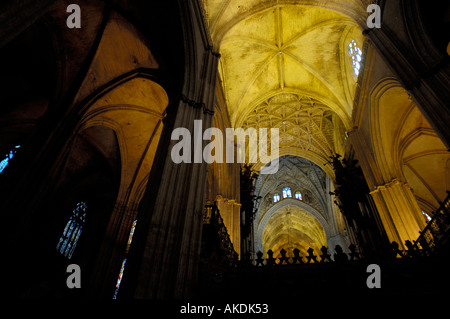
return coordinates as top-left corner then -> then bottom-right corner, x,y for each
333,245 -> 348,263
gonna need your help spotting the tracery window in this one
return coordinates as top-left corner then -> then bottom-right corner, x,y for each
294,192 -> 303,200
273,194 -> 281,203
0,145 -> 20,173
282,187 -> 292,199
56,201 -> 87,259
348,40 -> 362,77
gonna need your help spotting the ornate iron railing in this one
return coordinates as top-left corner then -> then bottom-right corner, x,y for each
202,193 -> 450,269
251,244 -> 360,266
202,204 -> 238,266
413,191 -> 450,252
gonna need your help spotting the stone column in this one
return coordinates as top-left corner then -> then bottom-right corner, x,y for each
370,179 -> 426,249
118,0 -> 220,299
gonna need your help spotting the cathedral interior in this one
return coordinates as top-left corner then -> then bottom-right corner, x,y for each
0,0 -> 449,306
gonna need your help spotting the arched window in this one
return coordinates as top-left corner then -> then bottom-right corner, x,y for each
0,145 -> 20,173
294,192 -> 303,200
56,201 -> 87,259
273,194 -> 281,203
348,40 -> 362,77
282,187 -> 292,199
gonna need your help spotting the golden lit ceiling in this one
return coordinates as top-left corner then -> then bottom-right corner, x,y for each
201,1 -> 365,255
202,1 -> 365,170
242,92 -> 346,176
262,206 -> 327,257
219,5 -> 358,126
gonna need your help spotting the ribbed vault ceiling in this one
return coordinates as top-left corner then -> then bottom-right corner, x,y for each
218,5 -> 357,126
262,206 -> 327,257
202,1 -> 366,171
253,155 -> 336,256
254,155 -> 329,220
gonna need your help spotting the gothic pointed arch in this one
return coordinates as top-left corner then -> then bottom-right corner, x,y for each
253,155 -> 349,256
369,77 -> 450,212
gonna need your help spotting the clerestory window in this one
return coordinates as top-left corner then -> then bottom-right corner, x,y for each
273,194 -> 281,203
348,40 -> 362,77
282,187 -> 292,199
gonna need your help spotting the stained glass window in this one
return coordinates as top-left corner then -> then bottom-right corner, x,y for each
294,192 -> 303,200
56,201 -> 87,259
348,40 -> 362,77
0,145 -> 20,173
282,187 -> 292,199
273,194 -> 281,203
422,211 -> 432,223
113,219 -> 137,299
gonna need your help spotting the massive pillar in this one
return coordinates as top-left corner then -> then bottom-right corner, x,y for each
119,0 -> 220,299
370,179 -> 426,249
350,20 -> 449,252
364,0 -> 450,148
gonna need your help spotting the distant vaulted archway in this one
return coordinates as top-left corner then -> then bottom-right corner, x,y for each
262,205 -> 327,258
253,155 -> 349,257
259,199 -> 328,256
